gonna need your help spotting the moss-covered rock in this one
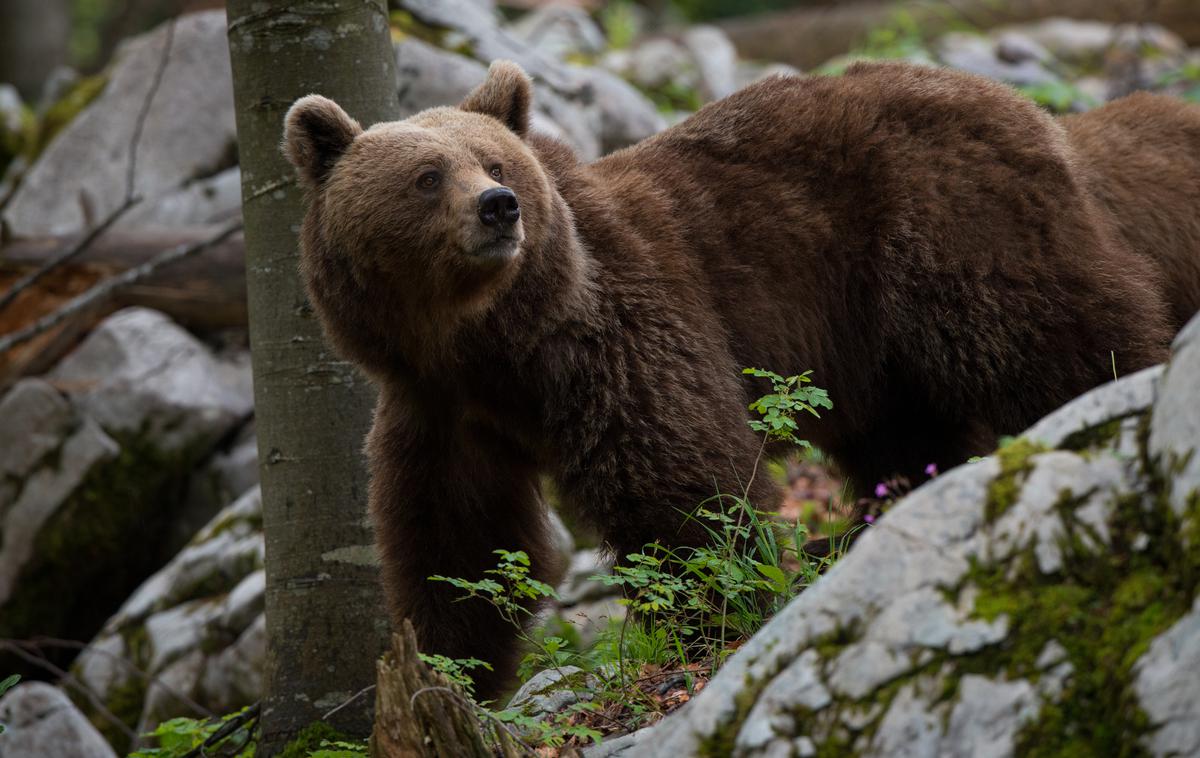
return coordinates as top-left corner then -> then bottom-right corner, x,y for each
0,307 -> 252,699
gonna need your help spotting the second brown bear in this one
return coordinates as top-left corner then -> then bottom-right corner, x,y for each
284,60 -> 1198,696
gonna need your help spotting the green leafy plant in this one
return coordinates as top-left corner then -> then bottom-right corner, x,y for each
0,675 -> 18,736
1017,80 -> 1098,113
1159,60 -> 1200,103
426,367 -> 837,748
127,707 -> 257,758
743,368 -> 832,448
308,740 -> 369,758
418,653 -> 493,696
598,0 -> 639,50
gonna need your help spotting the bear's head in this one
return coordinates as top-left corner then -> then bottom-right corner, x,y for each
283,61 -> 571,373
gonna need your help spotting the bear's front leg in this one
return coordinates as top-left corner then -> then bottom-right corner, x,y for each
365,397 -> 561,700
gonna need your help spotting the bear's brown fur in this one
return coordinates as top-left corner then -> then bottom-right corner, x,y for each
1061,93 -> 1200,331
284,60 -> 1196,696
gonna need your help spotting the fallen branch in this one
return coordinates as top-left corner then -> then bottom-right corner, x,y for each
17,636 -> 214,719
0,196 -> 141,314
0,220 -> 243,356
0,15 -> 177,314
180,702 -> 261,758
0,640 -> 137,744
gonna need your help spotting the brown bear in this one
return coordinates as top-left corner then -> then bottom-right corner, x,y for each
283,60 -> 1195,697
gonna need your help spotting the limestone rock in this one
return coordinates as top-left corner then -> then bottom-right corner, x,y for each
3,11 -> 236,238
998,18 -> 1184,65
397,0 -> 576,93
396,37 -> 488,115
393,16 -> 662,158
73,488 -> 265,747
507,6 -> 607,62
937,32 -> 1060,88
115,166 -> 242,230
48,307 -> 253,454
682,26 -> 739,101
0,682 -> 117,758
1134,597 -> 1200,757
506,666 -> 593,719
1025,364 -> 1161,451
1150,313 -> 1200,519
557,547 -> 614,606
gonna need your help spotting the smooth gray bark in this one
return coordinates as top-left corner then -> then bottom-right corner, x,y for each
225,2 -> 399,752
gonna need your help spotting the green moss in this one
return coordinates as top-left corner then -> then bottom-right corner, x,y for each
958,453 -> 1199,757
1060,418 -> 1126,454
389,11 -> 473,57
279,721 -> 357,758
36,73 -> 108,156
766,421 -> 1196,756
0,431 -> 210,678
696,670 -> 775,757
985,437 -> 1048,522
101,676 -> 147,754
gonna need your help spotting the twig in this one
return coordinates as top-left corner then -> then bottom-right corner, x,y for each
20,636 -> 213,718
179,701 -> 261,758
321,684 -> 375,721
0,195 -> 142,314
0,641 -> 137,743
127,16 -> 176,199
0,15 -> 176,314
0,220 -> 242,355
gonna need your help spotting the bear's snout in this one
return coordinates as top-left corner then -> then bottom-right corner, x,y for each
478,187 -> 521,228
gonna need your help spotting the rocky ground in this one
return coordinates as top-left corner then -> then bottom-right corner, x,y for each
0,1 -> 1198,756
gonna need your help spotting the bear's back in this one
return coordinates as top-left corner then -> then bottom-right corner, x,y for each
562,61 -> 1171,479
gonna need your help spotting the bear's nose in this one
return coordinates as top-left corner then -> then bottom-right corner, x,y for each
478,187 -> 520,228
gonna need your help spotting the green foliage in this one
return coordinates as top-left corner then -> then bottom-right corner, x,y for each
670,0 -> 798,22
1016,80 -> 1098,113
424,367 -> 835,748
430,548 -> 559,632
1159,60 -> 1200,103
743,368 -> 832,448
493,702 -> 604,749
597,496 -> 828,668
646,80 -> 704,114
278,723 -> 364,758
0,675 -> 17,736
127,708 -> 256,758
599,1 -> 640,50
859,9 -> 929,61
308,740 -> 369,758
418,653 -> 493,696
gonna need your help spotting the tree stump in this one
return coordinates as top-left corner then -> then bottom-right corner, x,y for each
371,621 -> 522,758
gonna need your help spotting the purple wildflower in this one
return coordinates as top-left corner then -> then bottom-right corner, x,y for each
925,462 -> 938,477
874,482 -> 888,499
864,514 -> 876,524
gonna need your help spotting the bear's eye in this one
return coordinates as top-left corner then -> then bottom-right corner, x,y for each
417,171 -> 440,190
489,165 -> 503,181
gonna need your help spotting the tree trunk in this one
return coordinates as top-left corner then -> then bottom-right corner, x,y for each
225,2 -> 399,753
371,622 -> 521,758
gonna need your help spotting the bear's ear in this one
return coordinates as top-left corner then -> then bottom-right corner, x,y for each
283,95 -> 363,189
460,60 -> 532,137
